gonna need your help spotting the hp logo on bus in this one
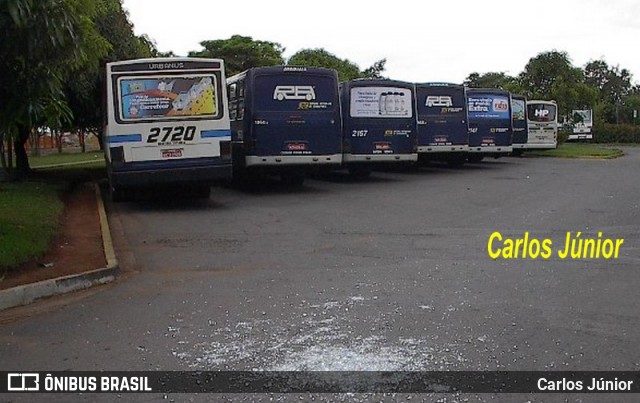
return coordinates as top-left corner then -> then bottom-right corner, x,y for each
426,96 -> 453,107
535,109 -> 550,118
273,86 -> 316,101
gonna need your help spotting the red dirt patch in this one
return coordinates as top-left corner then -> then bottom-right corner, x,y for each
0,183 -> 106,291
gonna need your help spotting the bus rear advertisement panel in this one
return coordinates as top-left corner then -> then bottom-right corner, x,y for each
117,75 -> 219,122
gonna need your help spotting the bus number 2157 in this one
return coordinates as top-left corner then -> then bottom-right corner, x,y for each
147,125 -> 197,143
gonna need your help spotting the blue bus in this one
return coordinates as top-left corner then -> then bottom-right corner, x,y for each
104,57 -> 232,201
466,88 -> 513,161
227,66 -> 342,185
415,83 -> 468,165
340,79 -> 417,176
511,94 -> 528,155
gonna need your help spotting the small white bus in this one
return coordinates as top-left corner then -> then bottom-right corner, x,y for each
104,58 -> 232,201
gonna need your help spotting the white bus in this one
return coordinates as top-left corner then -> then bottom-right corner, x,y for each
525,100 -> 558,149
104,58 -> 232,201
568,109 -> 594,140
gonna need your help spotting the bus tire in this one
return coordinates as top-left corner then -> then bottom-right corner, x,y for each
281,171 -> 305,186
196,186 -> 211,199
348,165 -> 371,178
110,186 -> 129,203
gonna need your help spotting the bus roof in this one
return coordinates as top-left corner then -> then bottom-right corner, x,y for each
341,78 -> 414,88
227,65 -> 338,83
527,99 -> 557,104
106,57 -> 224,73
415,82 -> 463,88
466,87 -> 510,95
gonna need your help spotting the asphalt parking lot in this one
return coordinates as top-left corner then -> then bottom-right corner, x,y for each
1,148 -> 639,402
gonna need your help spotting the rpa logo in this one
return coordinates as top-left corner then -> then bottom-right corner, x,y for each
273,86 -> 316,101
426,96 -> 453,107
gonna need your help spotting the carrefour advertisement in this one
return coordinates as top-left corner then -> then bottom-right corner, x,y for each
468,95 -> 510,120
350,87 -> 413,118
118,75 -> 217,121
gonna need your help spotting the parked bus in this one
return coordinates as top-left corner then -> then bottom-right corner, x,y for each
227,66 -> 342,185
415,82 -> 468,165
511,94 -> 528,155
525,100 -> 558,149
340,79 -> 417,176
466,88 -> 513,161
104,57 -> 232,201
568,109 -> 594,140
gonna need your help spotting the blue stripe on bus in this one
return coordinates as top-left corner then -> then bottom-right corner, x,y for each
107,134 -> 142,144
201,129 -> 231,138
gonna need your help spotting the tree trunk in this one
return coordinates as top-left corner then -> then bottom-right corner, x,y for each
0,131 -> 8,180
14,125 -> 31,180
96,128 -> 104,151
79,129 -> 86,153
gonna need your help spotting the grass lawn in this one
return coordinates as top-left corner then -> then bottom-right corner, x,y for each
0,181 -> 64,274
30,150 -> 105,168
527,143 -> 624,159
1,151 -> 107,276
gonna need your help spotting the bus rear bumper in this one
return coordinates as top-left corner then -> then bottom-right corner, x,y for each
524,143 -> 557,149
110,163 -> 232,188
417,145 -> 468,153
468,145 -> 513,153
245,154 -> 342,167
343,153 -> 417,163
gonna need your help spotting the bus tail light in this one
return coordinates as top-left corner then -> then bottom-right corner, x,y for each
110,146 -> 124,164
220,140 -> 231,160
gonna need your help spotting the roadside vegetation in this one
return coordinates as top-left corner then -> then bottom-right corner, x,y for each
0,181 -> 63,275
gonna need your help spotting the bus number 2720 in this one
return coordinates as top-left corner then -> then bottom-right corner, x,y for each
147,125 -> 197,143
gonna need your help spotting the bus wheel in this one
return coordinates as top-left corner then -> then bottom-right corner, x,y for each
195,186 -> 211,199
110,186 -> 129,203
511,149 -> 524,157
447,155 -> 466,167
348,165 -> 371,178
281,171 -> 305,186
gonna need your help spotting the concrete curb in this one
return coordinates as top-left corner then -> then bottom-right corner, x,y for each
0,183 -> 119,311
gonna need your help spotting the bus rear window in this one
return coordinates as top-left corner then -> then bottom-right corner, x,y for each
117,75 -> 219,121
254,75 -> 337,112
512,99 -> 526,122
527,104 -> 557,122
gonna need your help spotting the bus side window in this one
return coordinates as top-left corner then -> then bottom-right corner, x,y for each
237,99 -> 244,120
229,83 -> 237,100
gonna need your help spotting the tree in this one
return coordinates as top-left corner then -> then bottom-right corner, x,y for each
63,0 -> 157,150
519,50 -> 596,118
0,0 -> 108,179
584,59 -> 634,123
287,48 -> 387,81
464,72 -> 521,93
190,35 -> 285,77
362,58 -> 387,79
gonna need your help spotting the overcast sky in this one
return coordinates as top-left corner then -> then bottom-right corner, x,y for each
122,0 -> 640,84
